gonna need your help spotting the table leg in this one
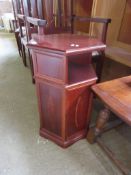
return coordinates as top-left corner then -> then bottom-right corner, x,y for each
87,106 -> 110,144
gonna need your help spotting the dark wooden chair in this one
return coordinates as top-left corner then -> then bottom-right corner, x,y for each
70,16 -> 111,82
16,0 -> 31,62
87,75 -> 131,175
12,0 -> 24,56
13,0 -> 46,83
26,17 -> 47,83
17,14 -> 27,66
14,27 -> 22,56
12,0 -> 32,58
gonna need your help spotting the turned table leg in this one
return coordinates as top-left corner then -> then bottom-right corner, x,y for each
87,106 -> 110,144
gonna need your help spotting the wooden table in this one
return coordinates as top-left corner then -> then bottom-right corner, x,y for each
27,33 -> 106,148
87,75 -> 131,174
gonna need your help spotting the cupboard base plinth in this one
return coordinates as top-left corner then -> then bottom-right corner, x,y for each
40,128 -> 87,148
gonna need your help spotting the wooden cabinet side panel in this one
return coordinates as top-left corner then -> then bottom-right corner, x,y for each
33,51 -> 65,81
37,81 -> 63,137
36,52 -> 64,80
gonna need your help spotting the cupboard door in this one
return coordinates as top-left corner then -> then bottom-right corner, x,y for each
66,86 -> 90,138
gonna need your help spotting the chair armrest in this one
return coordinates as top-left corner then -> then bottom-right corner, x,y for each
73,16 -> 111,24
17,14 -> 25,20
26,17 -> 47,27
26,17 -> 47,37
72,16 -> 111,43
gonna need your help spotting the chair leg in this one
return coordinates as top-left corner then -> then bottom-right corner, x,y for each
95,51 -> 105,83
87,106 -> 110,144
28,50 -> 35,84
15,31 -> 22,57
21,44 -> 27,67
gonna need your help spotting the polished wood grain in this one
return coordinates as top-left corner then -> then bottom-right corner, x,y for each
66,86 -> 90,138
38,81 -> 63,136
27,33 -> 107,147
28,32 -> 107,82
28,33 -> 106,55
34,51 -> 65,81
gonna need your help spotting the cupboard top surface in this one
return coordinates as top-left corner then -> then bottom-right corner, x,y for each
27,33 -> 106,55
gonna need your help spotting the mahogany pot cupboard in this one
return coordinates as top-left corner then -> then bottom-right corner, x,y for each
27,33 -> 106,147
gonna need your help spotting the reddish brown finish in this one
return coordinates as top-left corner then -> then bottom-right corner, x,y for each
35,52 -> 65,81
66,86 -> 90,137
27,33 -> 106,147
37,81 -> 63,136
29,33 -> 106,55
